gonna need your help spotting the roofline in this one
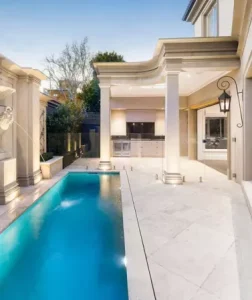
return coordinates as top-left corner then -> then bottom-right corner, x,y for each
182,0 -> 196,21
0,53 -> 47,81
94,37 -> 238,73
93,37 -> 239,85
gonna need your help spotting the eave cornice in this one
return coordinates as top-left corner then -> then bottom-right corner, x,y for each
0,54 -> 47,81
183,0 -> 209,24
95,37 -> 239,86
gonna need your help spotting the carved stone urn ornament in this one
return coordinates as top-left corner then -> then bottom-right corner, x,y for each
0,106 -> 14,155
0,86 -> 15,158
0,106 -> 14,132
0,86 -> 16,101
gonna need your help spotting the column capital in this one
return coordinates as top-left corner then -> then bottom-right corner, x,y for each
98,78 -> 111,89
17,75 -> 41,85
163,59 -> 182,74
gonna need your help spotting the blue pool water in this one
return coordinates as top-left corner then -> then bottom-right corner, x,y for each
0,173 -> 128,300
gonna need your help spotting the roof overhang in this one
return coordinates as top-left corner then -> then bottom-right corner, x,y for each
94,37 -> 239,87
182,0 -> 208,23
182,0 -> 196,21
0,54 -> 47,81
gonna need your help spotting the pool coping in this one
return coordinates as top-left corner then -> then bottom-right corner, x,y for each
0,167 -> 155,300
120,170 -> 156,300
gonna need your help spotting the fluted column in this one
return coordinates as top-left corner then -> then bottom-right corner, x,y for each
99,85 -> 112,170
16,76 -> 42,186
163,72 -> 182,184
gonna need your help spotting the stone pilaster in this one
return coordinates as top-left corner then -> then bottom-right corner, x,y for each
16,76 -> 42,186
99,84 -> 112,170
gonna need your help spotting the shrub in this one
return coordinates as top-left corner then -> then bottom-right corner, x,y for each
40,152 -> 53,162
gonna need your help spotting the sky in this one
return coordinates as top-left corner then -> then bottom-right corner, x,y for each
0,0 -> 193,73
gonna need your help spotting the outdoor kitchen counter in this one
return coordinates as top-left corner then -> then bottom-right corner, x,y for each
111,139 -> 165,157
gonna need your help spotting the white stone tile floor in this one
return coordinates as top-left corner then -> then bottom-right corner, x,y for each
0,157 -> 252,300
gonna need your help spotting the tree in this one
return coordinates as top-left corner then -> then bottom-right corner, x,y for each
45,38 -> 92,102
47,101 -> 84,133
91,51 -> 125,65
79,78 -> 100,112
79,51 -> 125,112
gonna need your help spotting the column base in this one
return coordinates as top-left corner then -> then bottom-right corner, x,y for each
0,181 -> 20,205
98,161 -> 112,171
163,172 -> 183,185
18,169 -> 42,187
0,158 -> 20,204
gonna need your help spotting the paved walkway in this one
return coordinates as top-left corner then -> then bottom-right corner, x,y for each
73,157 -> 252,300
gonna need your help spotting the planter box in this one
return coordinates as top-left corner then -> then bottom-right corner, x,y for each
40,156 -> 63,179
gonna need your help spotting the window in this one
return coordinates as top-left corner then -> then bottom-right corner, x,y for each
205,2 -> 218,37
126,122 -> 154,139
205,117 -> 227,149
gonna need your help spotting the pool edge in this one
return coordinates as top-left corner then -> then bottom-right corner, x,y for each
120,170 -> 156,300
0,169 -> 119,234
0,168 -> 155,300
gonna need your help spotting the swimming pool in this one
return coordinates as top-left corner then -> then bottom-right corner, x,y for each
0,172 -> 128,300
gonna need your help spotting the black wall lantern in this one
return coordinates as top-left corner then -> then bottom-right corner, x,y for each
217,76 -> 243,128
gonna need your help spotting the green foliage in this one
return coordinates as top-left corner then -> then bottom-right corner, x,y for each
40,152 -> 54,162
78,78 -> 100,112
91,51 -> 125,65
47,101 -> 84,133
78,51 -> 125,112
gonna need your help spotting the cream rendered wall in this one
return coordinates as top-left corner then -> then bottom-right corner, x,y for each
111,109 -> 162,136
180,110 -> 188,156
111,97 -> 164,110
126,110 -> 156,122
111,97 -> 187,110
218,0 -> 234,36
192,0 -> 234,37
194,15 -> 203,37
155,111 -> 165,136
224,1 -> 252,182
111,110 -> 126,136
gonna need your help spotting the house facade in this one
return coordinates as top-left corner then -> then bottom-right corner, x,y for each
94,0 -> 252,185
0,54 -> 46,204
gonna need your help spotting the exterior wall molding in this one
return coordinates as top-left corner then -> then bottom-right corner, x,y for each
0,54 -> 46,81
183,0 -> 209,24
163,59 -> 182,73
18,170 -> 42,187
94,38 -> 239,87
0,181 -> 20,205
0,67 -> 18,81
237,0 -> 252,56
18,75 -> 41,85
99,78 -> 112,88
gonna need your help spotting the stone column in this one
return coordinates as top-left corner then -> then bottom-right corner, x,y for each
99,85 -> 112,170
163,72 -> 182,184
16,76 -> 42,186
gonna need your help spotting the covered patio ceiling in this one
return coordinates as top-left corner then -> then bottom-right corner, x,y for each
110,70 -> 228,97
94,37 -> 240,97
